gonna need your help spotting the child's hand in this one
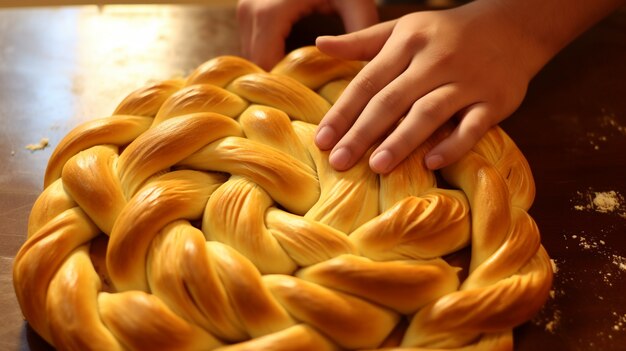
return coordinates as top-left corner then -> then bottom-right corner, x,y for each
314,2 -> 542,173
237,0 -> 378,70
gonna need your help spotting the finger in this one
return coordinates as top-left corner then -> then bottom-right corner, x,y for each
236,1 -> 254,59
323,26 -> 455,172
323,70 -> 425,171
368,84 -> 473,174
424,103 -> 494,170
332,0 -> 379,32
316,20 -> 396,62
315,23 -> 410,154
316,52 -> 411,156
328,52 -> 459,171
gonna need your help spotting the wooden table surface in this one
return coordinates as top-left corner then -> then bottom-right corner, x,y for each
1,3 -> 625,351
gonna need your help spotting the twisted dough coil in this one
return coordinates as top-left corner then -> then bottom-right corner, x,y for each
14,46 -> 552,351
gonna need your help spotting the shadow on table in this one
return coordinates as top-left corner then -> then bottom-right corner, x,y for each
21,322 -> 54,351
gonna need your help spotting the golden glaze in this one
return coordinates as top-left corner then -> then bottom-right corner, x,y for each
13,47 -> 552,351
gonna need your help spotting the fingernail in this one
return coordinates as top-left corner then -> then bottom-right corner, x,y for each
425,154 -> 444,170
329,147 -> 351,170
315,125 -> 336,149
370,150 -> 393,174
315,36 -> 332,44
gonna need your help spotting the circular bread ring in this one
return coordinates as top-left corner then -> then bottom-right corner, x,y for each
13,46 -> 552,351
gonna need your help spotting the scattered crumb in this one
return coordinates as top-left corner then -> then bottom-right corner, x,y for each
611,255 -> 626,272
571,188 -> 626,218
612,312 -> 626,332
564,232 -> 626,288
586,131 -> 606,150
533,286 -> 563,334
25,138 -> 49,152
602,272 -> 614,286
572,234 -> 599,251
600,111 -> 626,135
532,259 -> 563,334
550,259 -> 559,274
544,310 -> 562,333
593,191 -> 621,213
550,211 -> 626,346
583,111 -> 626,150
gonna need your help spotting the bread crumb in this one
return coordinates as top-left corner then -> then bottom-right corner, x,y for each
550,259 -> 559,274
532,263 -> 562,334
600,112 -> 626,135
593,191 -> 621,213
611,255 -> 626,272
565,233 -> 626,286
571,188 -> 626,217
545,320 -> 557,333
543,309 -> 562,333
25,138 -> 49,151
611,312 -> 626,331
583,111 -> 626,151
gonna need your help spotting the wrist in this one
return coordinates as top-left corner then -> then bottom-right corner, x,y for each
463,0 -> 625,77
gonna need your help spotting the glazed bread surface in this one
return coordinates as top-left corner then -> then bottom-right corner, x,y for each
14,46 -> 552,351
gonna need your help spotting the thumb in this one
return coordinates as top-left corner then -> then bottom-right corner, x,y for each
316,19 -> 396,61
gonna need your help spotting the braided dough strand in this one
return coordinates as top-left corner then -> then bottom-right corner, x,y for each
13,47 -> 552,351
398,126 -> 552,349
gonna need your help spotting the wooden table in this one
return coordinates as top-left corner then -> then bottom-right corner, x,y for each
1,3 -> 625,350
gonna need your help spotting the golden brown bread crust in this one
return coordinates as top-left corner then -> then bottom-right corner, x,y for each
13,47 -> 552,350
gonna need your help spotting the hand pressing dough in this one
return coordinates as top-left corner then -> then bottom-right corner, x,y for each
13,46 -> 552,351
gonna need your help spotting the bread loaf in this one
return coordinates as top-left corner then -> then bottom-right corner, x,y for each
13,46 -> 552,350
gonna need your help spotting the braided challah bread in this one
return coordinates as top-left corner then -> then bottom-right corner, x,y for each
13,46 -> 552,351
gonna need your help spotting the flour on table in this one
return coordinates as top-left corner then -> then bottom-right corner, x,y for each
572,188 -> 626,218
25,137 -> 49,152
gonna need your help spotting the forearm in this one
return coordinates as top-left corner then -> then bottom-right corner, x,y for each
466,0 -> 625,76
